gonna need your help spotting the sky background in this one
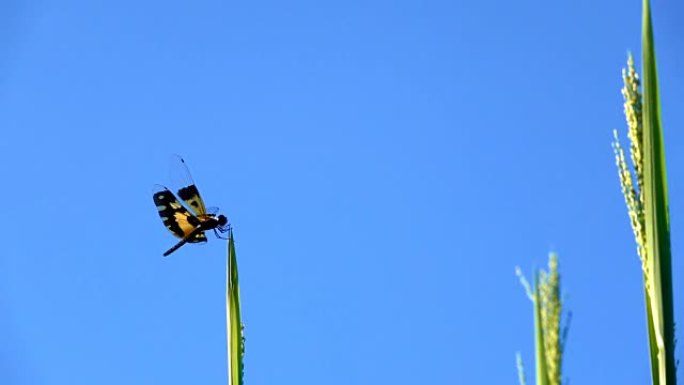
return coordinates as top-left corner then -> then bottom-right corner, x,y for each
1,0 -> 684,384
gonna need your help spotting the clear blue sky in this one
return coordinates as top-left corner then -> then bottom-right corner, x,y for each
1,1 -> 683,384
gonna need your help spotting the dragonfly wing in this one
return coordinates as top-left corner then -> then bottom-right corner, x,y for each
188,231 -> 207,243
153,185 -> 205,240
170,155 -> 207,216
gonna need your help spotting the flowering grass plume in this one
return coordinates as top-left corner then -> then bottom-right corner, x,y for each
516,253 -> 569,385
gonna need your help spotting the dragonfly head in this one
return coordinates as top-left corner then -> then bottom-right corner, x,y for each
212,214 -> 231,239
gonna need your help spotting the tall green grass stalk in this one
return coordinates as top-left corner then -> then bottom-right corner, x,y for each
515,254 -> 569,385
612,1 -> 676,383
226,229 -> 245,385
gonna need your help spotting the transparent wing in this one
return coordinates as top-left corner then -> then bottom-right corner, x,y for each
152,184 -> 207,243
169,155 -> 207,217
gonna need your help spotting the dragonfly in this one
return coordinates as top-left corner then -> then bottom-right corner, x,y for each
153,155 -> 230,257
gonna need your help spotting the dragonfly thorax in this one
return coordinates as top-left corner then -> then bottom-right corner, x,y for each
199,214 -> 229,232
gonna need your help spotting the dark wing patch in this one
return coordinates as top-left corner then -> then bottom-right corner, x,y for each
171,155 -> 207,216
178,184 -> 207,216
188,231 -> 207,243
153,187 -> 204,239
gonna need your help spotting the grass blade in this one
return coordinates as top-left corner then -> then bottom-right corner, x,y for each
226,229 -> 244,385
641,1 -> 676,383
612,2 -> 676,383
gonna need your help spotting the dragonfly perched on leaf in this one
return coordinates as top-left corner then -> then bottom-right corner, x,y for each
153,155 -> 230,257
